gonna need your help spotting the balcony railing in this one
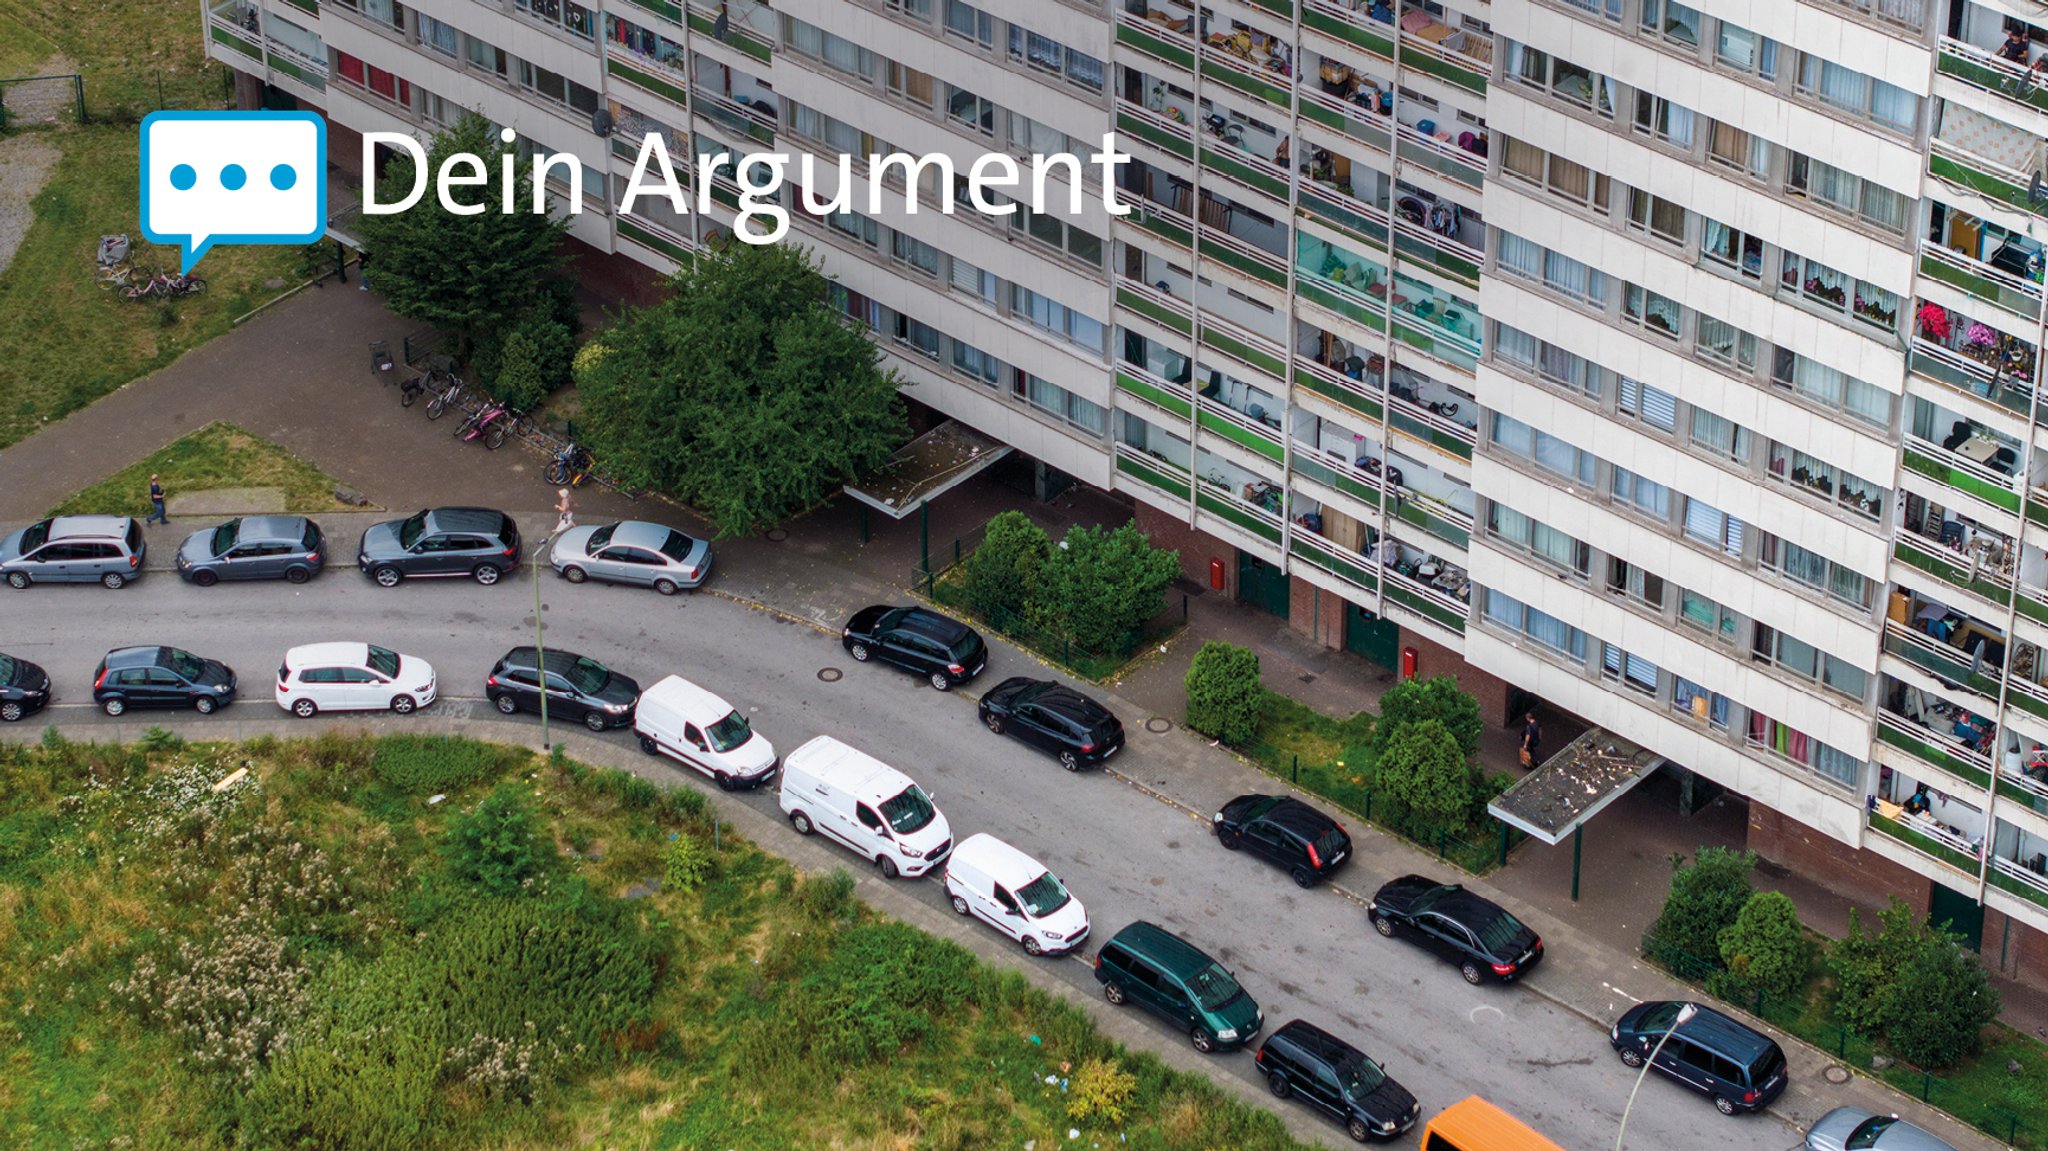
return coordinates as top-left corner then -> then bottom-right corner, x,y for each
1197,36 -> 1294,111
607,54 -> 691,109
1293,354 -> 1385,421
1386,392 -> 1476,460
2003,670 -> 2048,725
1301,0 -> 1396,59
1995,757 -> 2048,808
2017,578 -> 2048,628
1115,98 -> 1197,161
694,90 -> 775,145
617,212 -> 694,263
1115,8 -> 1198,69
1290,443 -> 1386,510
1392,213 -> 1483,288
1937,38 -> 2048,119
1395,17 -> 1491,94
1881,618 -> 2005,700
1289,531 -> 1380,593
1928,136 -> 2048,221
1875,710 -> 1994,791
1296,85 -> 1394,154
1198,219 -> 1291,287
1299,180 -> 1392,253
1115,364 -> 1196,420
1115,443 -> 1196,502
1115,277 -> 1195,335
1394,121 -> 1485,189
1381,563 -> 1468,634
686,1 -> 773,62
1900,439 -> 2022,514
1390,490 -> 1473,550
1197,396 -> 1287,461
1194,472 -> 1286,543
1908,339 -> 2036,420
207,4 -> 264,61
1199,135 -> 1293,201
1867,805 -> 1985,875
1892,532 -> 2015,609
1989,854 -> 2048,913
1919,241 -> 2043,323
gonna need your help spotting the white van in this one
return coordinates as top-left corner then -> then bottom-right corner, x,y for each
633,675 -> 777,790
944,833 -> 1090,956
780,735 -> 952,878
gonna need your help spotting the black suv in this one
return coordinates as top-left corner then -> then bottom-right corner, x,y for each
1256,1019 -> 1420,1142
1367,875 -> 1543,984
485,647 -> 642,731
1214,794 -> 1351,887
842,605 -> 988,691
1611,1001 -> 1788,1117
0,652 -> 53,723
92,646 -> 237,716
978,677 -> 1124,769
357,508 -> 521,587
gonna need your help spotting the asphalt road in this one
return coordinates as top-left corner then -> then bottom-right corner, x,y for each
1,560 -> 1801,1151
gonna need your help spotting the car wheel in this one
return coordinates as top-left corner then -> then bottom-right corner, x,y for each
1713,1096 -> 1738,1117
473,565 -> 501,586
284,566 -> 311,585
1059,751 -> 1081,772
639,734 -> 659,756
582,711 -> 609,732
876,854 -> 900,880
1218,828 -> 1242,851
192,569 -> 219,587
373,566 -> 402,588
789,810 -> 814,836
1290,867 -> 1318,889
1618,1047 -> 1645,1069
929,671 -> 952,691
389,694 -> 417,715
292,698 -> 318,718
101,572 -> 126,589
194,696 -> 216,715
654,578 -> 680,596
102,697 -> 125,717
1371,914 -> 1396,937
1022,935 -> 1044,957
984,712 -> 1003,734
561,565 -> 587,584
1267,1072 -> 1289,1099
950,894 -> 971,916
495,694 -> 518,715
714,771 -> 736,792
1346,1118 -> 1372,1144
849,643 -> 871,661
1460,961 -> 1484,986
4,572 -> 29,589
1190,1027 -> 1215,1054
1102,982 -> 1127,1006
0,701 -> 22,722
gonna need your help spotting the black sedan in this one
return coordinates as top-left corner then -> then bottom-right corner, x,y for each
0,651 -> 52,722
1214,794 -> 1351,887
176,515 -> 326,585
92,645 -> 237,717
357,507 -> 521,587
842,604 -> 987,691
485,646 -> 641,731
978,677 -> 1124,769
1366,875 -> 1543,985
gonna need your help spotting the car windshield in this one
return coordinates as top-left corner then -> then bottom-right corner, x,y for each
1240,796 -> 1283,822
1472,908 -> 1530,956
706,710 -> 752,752
564,656 -> 611,695
1334,1052 -> 1387,1099
587,524 -> 616,549
1187,962 -> 1243,1011
1636,1001 -> 1686,1032
397,513 -> 428,549
19,521 -> 50,551
365,645 -> 401,679
658,530 -> 696,563
1845,1116 -> 1895,1151
1015,871 -> 1071,917
160,648 -> 206,682
210,521 -> 240,557
878,785 -> 936,834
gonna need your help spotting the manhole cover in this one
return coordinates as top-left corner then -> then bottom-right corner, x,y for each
817,667 -> 843,682
1145,717 -> 1173,734
1822,1064 -> 1850,1084
766,528 -> 789,542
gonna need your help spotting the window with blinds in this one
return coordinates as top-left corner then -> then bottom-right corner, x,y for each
1602,645 -> 1660,694
1618,377 -> 1677,431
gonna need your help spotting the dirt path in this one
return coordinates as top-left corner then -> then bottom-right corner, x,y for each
0,133 -> 60,279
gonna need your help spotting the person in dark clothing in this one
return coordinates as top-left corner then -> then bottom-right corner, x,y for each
145,474 -> 167,526
2001,25 -> 2033,64
357,248 -> 371,292
1519,710 -> 1541,767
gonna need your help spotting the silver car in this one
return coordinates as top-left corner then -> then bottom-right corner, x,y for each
550,520 -> 712,594
177,516 -> 327,585
0,516 -> 146,589
1805,1108 -> 1954,1151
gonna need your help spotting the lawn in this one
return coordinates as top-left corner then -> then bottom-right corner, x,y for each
48,420 -> 358,515
0,0 -> 225,116
0,731 -> 1326,1151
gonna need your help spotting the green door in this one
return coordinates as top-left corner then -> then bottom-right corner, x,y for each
1237,552 -> 1290,620
1345,603 -> 1401,670
1929,882 -> 1986,951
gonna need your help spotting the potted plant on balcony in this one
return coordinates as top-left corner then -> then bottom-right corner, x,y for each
1964,321 -> 2002,366
1853,294 -> 1897,328
1917,301 -> 1953,342
1803,276 -> 1847,307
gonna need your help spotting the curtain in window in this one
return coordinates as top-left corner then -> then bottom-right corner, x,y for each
822,31 -> 869,75
1829,564 -> 1871,606
1491,503 -> 1532,544
1503,137 -> 1544,183
1506,42 -> 1544,84
1625,653 -> 1658,691
1069,393 -> 1107,435
1532,430 -> 1581,478
1824,656 -> 1867,699
1491,412 -> 1535,456
1497,232 -> 1542,279
1859,183 -> 1909,232
1617,468 -> 1671,517
1870,80 -> 1918,133
1683,499 -> 1725,546
1844,378 -> 1893,426
1691,408 -> 1734,454
1680,591 -> 1718,631
1805,159 -> 1857,213
1011,115 -> 1068,155
1495,323 -> 1538,368
1662,102 -> 1695,146
1548,157 -> 1592,201
1533,522 -> 1578,569
420,15 -> 459,55
1066,49 -> 1105,91
1813,743 -> 1860,787
1538,341 -> 1583,386
1027,374 -> 1062,413
1026,31 -> 1063,70
1788,354 -> 1846,405
1544,250 -> 1595,299
1804,57 -> 1867,111
1525,606 -> 1574,654
1484,588 -> 1523,630
1780,540 -> 1830,588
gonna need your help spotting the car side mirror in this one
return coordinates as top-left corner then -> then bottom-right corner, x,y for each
1003,905 -> 1021,916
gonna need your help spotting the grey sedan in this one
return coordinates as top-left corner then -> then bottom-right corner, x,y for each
549,521 -> 712,594
176,516 -> 326,585
1805,1108 -> 1954,1151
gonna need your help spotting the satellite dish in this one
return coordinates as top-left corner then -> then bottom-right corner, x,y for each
591,107 -> 614,137
2032,171 -> 2047,205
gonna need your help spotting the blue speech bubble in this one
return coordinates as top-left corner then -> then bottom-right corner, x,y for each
140,111 -> 329,274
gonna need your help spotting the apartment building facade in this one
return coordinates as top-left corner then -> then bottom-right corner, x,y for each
202,0 -> 2048,980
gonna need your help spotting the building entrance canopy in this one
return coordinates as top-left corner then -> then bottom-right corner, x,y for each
1489,728 -> 1666,846
843,421 -> 1011,518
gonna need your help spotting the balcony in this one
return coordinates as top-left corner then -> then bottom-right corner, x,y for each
1922,206 -> 2044,324
1867,802 -> 1986,876
1199,19 -> 1296,112
686,0 -> 773,63
1386,364 -> 1476,460
1875,703 -> 1993,793
1938,25 -> 2048,119
692,85 -> 776,147
1300,57 -> 1395,154
1195,449 -> 1287,544
1298,169 -> 1392,255
1911,301 -> 2039,417
1379,541 -> 1469,634
1393,3 -> 1492,95
1116,2 -> 1198,70
606,16 -> 691,109
1903,401 -> 2024,515
1929,102 -> 2048,221
1882,596 -> 2007,701
1301,0 -> 1396,61
1894,500 -> 2016,609
1287,493 -> 1380,594
208,0 -> 264,61
1390,186 -> 1484,288
1394,118 -> 1487,190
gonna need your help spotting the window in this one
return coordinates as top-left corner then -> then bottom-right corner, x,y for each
1019,374 -> 1108,435
1701,218 -> 1763,278
1623,284 -> 1683,338
885,60 -> 934,109
1694,314 -> 1758,371
952,339 -> 1002,385
1500,139 -> 1613,211
1483,589 -> 1589,659
948,255 -> 998,304
1011,285 -> 1106,353
1706,121 -> 1773,180
1602,644 -> 1661,694
1689,408 -> 1752,462
1609,558 -> 1666,608
1618,376 -> 1678,431
1612,467 -> 1671,519
1488,502 -> 1591,575
1798,54 -> 1919,135
1682,498 -> 1744,556
419,13 -> 459,55
886,0 -> 933,18
890,231 -> 939,276
1759,533 -> 1872,606
1715,21 -> 1777,78
826,204 -> 880,247
946,84 -> 995,134
1747,712 -> 1861,788
1491,412 -> 1596,483
1640,0 -> 1701,47
1633,92 -> 1696,147
1011,207 -> 1104,267
1627,189 -> 1687,245
1679,588 -> 1738,644
1787,155 -> 1908,233
1506,42 -> 1616,115
1753,623 -> 1820,680
1770,349 -> 1894,427
1496,232 -> 1607,304
944,0 -> 993,47
1673,677 -> 1731,728
1560,0 -> 1623,21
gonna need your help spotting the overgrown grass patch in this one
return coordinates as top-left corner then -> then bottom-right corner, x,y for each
48,420 -> 356,515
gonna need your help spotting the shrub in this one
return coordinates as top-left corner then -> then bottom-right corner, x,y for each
796,921 -> 979,1062
1028,521 -> 1180,655
1832,899 -> 1931,1036
487,324 -> 549,413
1714,890 -> 1807,999
1068,1056 -> 1138,1125
138,726 -> 186,754
372,735 -> 522,795
1886,931 -> 1999,1068
961,510 -> 1049,623
1185,642 -> 1263,745
1375,718 -> 1472,829
1644,847 -> 1755,973
659,785 -> 710,827
1373,676 -> 1481,759
443,784 -> 556,894
797,867 -> 858,923
663,832 -> 713,892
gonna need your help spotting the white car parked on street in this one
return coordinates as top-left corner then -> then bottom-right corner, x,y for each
275,642 -> 437,717
944,833 -> 1090,956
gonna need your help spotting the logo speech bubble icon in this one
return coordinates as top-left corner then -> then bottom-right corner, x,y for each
140,111 -> 328,273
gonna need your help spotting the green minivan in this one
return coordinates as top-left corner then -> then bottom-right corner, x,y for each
1094,920 -> 1263,1053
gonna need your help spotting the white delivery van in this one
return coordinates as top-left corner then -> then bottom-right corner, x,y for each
633,675 -> 778,790
779,735 -> 953,878
944,833 -> 1090,956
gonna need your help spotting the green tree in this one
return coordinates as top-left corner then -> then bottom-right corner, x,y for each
443,784 -> 555,895
1184,642 -> 1263,745
354,114 -> 567,358
489,327 -> 547,414
576,242 -> 908,536
1029,521 -> 1180,655
1376,718 -> 1472,828
1373,676 -> 1482,759
1885,928 -> 1999,1068
961,510 -> 1049,623
1643,846 -> 1755,975
1715,890 -> 1808,999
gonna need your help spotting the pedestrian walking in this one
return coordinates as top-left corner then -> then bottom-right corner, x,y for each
1519,710 -> 1541,768
145,474 -> 168,526
554,488 -> 575,536
357,248 -> 371,292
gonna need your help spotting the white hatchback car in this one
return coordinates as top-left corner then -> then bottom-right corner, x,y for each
275,642 -> 438,717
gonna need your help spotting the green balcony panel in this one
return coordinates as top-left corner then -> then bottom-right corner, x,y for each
267,52 -> 324,90
687,9 -> 772,61
1197,489 -> 1284,542
1391,316 -> 1479,372
1115,22 -> 1196,69
1115,371 -> 1193,418
1199,59 -> 1291,110
1388,407 -> 1474,460
1901,446 -> 2022,512
1299,279 -> 1386,329
1200,327 -> 1287,378
1290,535 -> 1378,591
1393,230 -> 1481,287
1302,8 -> 1395,57
1882,628 -> 2003,699
1299,193 -> 1390,253
1295,371 -> 1385,422
1200,147 -> 1291,200
1131,207 -> 1194,249
1197,408 -> 1284,460
1995,775 -> 2048,808
282,0 -> 317,13
1249,0 -> 1294,17
1909,347 -> 2035,417
1117,453 -> 1194,500
1868,810 -> 1984,875
1385,582 -> 1467,633
1919,252 -> 2042,321
1116,286 -> 1194,334
2018,593 -> 2048,626
1397,139 -> 1484,189
211,25 -> 262,60
618,218 -> 689,263
1938,49 -> 2048,116
1989,862 -> 2048,910
607,58 -> 690,108
1393,498 -> 1470,548
1929,153 -> 2036,217
1118,111 -> 1196,160
1893,536 -> 2012,607
629,0 -> 685,22
1875,721 -> 1992,790
1401,47 -> 1486,94
2009,688 -> 2048,724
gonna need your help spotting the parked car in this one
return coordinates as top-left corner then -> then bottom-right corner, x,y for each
1609,1001 -> 1787,1117
977,677 -> 1124,769
1367,875 -> 1544,984
275,642 -> 437,717
485,646 -> 640,732
944,832 -> 1090,956
1094,920 -> 1262,1053
1256,1018 -> 1420,1142
92,645 -> 236,716
634,674 -> 778,789
177,516 -> 325,585
780,735 -> 951,877
0,515 -> 145,589
550,520 -> 712,594
0,652 -> 53,723
1804,1108 -> 1952,1151
356,507 -> 520,587
1213,794 -> 1351,887
841,604 -> 987,691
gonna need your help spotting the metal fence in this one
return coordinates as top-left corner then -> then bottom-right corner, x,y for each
1251,747 -> 1517,874
0,74 -> 85,130
0,68 -> 232,130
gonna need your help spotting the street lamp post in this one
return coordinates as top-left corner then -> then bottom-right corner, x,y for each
533,533 -> 551,752
1615,1002 -> 1696,1151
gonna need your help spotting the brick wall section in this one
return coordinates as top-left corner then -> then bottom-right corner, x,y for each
1287,575 -> 1346,649
1984,908 -> 2048,987
1134,502 -> 1234,598
563,239 -> 667,312
1403,625 -> 1511,722
1745,805 -> 1929,916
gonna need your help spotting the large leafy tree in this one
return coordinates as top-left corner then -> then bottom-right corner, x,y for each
576,241 -> 907,536
355,113 -> 568,358
1029,521 -> 1180,655
1373,676 -> 1482,759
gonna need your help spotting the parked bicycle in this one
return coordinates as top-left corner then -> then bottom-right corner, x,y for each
455,398 -> 520,450
422,369 -> 466,420
545,442 -> 594,488
123,270 -> 206,300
